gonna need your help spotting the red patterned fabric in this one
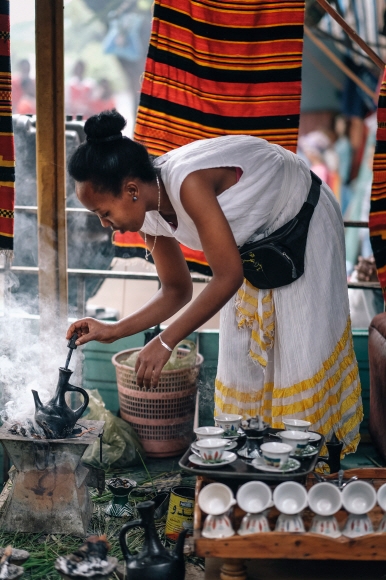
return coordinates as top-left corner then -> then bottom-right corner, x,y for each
114,0 -> 306,268
0,0 -> 14,255
370,67 -> 386,300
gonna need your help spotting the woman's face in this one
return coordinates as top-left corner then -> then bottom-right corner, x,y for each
76,180 -> 146,233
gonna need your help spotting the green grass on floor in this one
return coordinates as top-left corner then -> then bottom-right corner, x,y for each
0,461 -> 201,580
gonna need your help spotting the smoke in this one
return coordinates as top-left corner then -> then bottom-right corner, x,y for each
0,266 -> 83,429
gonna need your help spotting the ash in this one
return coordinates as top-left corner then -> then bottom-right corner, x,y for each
4,418 -> 45,439
56,536 -> 113,578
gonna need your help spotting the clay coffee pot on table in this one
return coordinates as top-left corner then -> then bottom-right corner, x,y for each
119,500 -> 187,580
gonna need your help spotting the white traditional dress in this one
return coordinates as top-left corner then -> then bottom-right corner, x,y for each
142,135 -> 363,455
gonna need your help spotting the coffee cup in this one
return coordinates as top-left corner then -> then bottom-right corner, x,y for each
273,481 -> 308,515
198,482 -> 236,515
195,438 -> 227,462
279,430 -> 311,454
282,418 -> 311,432
341,480 -> 376,515
236,481 -> 272,514
214,414 -> 242,436
308,482 -> 342,516
260,442 -> 292,468
194,426 -> 224,440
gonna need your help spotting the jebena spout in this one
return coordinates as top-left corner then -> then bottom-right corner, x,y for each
173,528 -> 188,561
32,389 -> 43,410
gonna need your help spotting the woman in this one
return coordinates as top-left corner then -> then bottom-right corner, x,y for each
66,110 -> 363,455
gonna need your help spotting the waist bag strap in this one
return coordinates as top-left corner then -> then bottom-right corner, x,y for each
306,170 -> 322,208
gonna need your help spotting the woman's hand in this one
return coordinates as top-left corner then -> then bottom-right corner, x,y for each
135,335 -> 172,389
66,318 -> 117,346
354,255 -> 378,282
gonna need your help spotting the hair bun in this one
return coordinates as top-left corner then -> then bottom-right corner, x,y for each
84,109 -> 126,141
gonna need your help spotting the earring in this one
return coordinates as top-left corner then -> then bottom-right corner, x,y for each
133,195 -> 138,201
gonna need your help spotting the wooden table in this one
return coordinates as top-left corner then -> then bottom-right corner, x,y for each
194,468 -> 386,580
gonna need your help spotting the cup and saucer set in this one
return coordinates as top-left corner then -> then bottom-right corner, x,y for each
188,414 -> 243,468
250,419 -> 320,474
189,415 -> 322,471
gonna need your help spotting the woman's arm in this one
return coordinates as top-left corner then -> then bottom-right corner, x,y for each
66,235 -> 193,344
135,170 -> 244,387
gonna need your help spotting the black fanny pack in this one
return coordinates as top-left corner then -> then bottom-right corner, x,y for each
238,171 -> 322,289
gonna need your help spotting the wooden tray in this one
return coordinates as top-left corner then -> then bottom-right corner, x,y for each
193,468 -> 386,561
179,430 -> 325,484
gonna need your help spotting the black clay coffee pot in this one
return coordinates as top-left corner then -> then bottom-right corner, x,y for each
31,333 -> 89,439
119,500 -> 187,580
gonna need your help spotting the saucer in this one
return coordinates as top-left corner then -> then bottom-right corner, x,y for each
189,451 -> 237,468
308,432 -> 322,442
251,457 -> 301,473
290,445 -> 318,458
222,429 -> 245,440
192,440 -> 237,453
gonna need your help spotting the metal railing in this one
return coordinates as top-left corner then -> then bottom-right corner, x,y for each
0,214 -> 380,320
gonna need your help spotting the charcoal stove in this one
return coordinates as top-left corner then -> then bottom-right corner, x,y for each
0,419 -> 104,537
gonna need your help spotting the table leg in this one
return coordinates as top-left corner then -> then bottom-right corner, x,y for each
220,559 -> 248,580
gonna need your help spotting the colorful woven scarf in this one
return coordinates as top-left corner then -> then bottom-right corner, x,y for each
0,0 -> 14,257
134,0 -> 305,155
370,67 -> 386,300
115,0 -> 306,264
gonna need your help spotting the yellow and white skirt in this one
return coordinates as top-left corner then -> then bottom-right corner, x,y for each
215,183 -> 363,456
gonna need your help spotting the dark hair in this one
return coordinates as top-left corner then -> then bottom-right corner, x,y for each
68,109 -> 156,196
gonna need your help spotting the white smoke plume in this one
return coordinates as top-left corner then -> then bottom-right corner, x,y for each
0,267 -> 83,429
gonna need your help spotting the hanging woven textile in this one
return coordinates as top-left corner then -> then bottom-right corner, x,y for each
134,0 -> 305,155
0,0 -> 14,257
370,67 -> 386,301
114,0 -> 306,265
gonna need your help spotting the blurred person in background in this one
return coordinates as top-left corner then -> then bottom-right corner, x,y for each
12,58 -> 34,113
66,59 -> 95,119
297,130 -> 336,192
333,115 -> 353,216
16,77 -> 36,115
91,78 -> 116,115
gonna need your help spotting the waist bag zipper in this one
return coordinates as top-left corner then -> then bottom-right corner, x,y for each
282,252 -> 297,279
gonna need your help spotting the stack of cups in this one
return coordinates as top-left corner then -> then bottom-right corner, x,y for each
198,483 -> 236,538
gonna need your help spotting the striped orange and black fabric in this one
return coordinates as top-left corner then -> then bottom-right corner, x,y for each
370,67 -> 386,300
134,0 -> 306,156
0,0 -> 15,256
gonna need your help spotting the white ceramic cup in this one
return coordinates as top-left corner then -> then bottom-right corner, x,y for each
273,481 -> 308,515
194,426 -> 224,440
282,418 -> 311,432
377,483 -> 386,533
308,483 -> 342,516
377,482 -> 386,511
238,512 -> 270,535
260,442 -> 292,468
195,438 -> 227,462
198,482 -> 236,516
279,430 -> 311,454
342,513 -> 374,538
341,480 -> 377,515
236,481 -> 272,514
202,514 -> 235,538
214,414 -> 243,436
275,513 -> 305,533
310,515 -> 341,538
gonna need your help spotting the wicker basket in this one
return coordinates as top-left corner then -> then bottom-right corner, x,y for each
112,347 -> 204,457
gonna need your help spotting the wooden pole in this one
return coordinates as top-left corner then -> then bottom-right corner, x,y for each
315,0 -> 385,71
305,26 -> 376,101
35,0 -> 68,335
